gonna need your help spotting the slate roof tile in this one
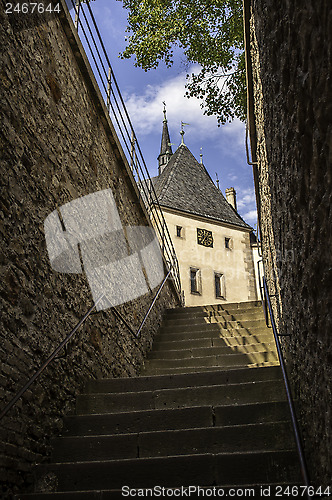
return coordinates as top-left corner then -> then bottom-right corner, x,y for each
152,144 -> 251,230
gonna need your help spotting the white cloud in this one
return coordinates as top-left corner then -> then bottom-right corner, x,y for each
228,174 -> 238,181
236,187 -> 256,210
243,210 -> 258,223
124,66 -> 241,144
233,186 -> 257,225
222,118 -> 245,149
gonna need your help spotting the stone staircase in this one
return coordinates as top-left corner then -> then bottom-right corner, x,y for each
16,301 -> 301,499
141,301 -> 279,375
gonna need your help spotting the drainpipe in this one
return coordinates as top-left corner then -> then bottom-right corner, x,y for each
243,0 -> 263,257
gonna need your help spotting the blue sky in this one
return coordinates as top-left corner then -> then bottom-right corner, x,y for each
68,0 -> 257,228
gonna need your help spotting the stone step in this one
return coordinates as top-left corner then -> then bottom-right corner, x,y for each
164,314 -> 233,326
51,421 -> 294,463
224,309 -> 266,320
85,366 -> 282,394
147,343 -> 277,359
164,310 -> 265,326
33,451 -> 301,492
155,329 -> 274,343
63,406 -> 213,436
215,400 -> 290,427
217,301 -> 262,311
160,319 -> 268,334
16,483 -> 304,500
142,362 -> 280,376
76,379 -> 286,415
164,310 -> 211,320
152,335 -> 276,350
166,301 -> 262,316
163,309 -> 264,321
143,351 -> 279,370
62,401 -> 290,437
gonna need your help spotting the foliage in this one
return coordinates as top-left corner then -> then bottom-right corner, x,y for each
121,0 -> 246,124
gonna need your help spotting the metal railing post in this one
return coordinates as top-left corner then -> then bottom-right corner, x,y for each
130,131 -> 135,172
161,221 -> 165,255
106,66 -> 111,111
74,0 -> 81,30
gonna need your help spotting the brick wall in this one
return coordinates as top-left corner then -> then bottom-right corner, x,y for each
0,2 -> 179,497
248,0 -> 332,486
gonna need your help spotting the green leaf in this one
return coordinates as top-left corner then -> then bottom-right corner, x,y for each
121,0 -> 246,124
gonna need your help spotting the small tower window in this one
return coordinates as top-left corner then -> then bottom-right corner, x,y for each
190,268 -> 201,295
225,237 -> 232,249
176,225 -> 182,238
215,273 -> 225,299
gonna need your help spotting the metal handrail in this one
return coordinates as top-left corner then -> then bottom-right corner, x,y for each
67,0 -> 181,296
262,276 -> 310,494
111,267 -> 172,340
0,266 -> 174,421
136,268 -> 172,337
0,294 -> 104,421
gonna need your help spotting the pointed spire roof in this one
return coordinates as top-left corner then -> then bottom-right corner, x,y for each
158,105 -> 173,174
153,144 -> 251,230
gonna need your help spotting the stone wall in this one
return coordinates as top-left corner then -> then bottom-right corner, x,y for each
247,0 -> 332,486
0,1 -> 179,497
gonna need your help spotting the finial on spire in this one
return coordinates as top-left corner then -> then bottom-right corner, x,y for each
216,173 -> 220,190
167,142 -> 175,154
180,121 -> 190,144
200,147 -> 203,164
158,104 -> 173,174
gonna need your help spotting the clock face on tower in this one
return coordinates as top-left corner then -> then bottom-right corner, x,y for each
197,228 -> 213,247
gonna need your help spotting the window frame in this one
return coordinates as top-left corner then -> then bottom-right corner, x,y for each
190,267 -> 201,295
176,225 -> 183,238
214,272 -> 226,299
224,237 -> 233,250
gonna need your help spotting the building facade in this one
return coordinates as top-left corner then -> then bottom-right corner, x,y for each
152,112 -> 258,306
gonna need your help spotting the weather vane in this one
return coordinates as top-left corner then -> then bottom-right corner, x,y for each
180,121 -> 190,144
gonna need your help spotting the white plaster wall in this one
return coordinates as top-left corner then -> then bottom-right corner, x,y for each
252,243 -> 262,300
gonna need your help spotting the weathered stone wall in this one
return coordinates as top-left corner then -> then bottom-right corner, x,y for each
0,2 -> 179,497
248,0 -> 332,486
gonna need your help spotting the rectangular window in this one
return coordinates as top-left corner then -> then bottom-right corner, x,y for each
190,268 -> 201,294
176,225 -> 182,238
215,272 -> 225,299
225,237 -> 231,249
